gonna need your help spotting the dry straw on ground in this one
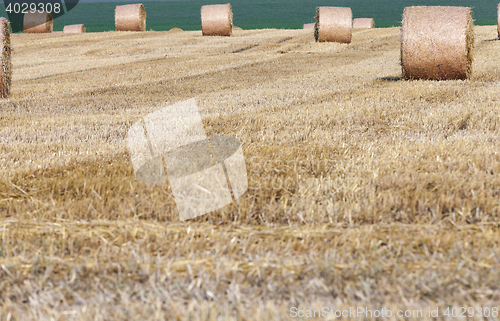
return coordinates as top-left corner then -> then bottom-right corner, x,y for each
0,17 -> 10,98
314,7 -> 352,43
201,3 -> 233,36
303,23 -> 314,29
63,24 -> 86,33
401,6 -> 474,80
353,18 -> 375,29
2,25 -> 500,320
23,11 -> 53,33
115,4 -> 146,31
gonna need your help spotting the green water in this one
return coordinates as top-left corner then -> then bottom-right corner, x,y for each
2,0 -> 498,32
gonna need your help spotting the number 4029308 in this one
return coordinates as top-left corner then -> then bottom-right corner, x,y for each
5,3 -> 61,14
443,307 -> 498,318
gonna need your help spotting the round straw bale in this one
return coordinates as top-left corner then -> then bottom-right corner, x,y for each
233,26 -> 242,31
401,6 -> 474,80
168,27 -> 183,32
63,24 -> 85,33
115,4 -> 146,31
23,11 -> 53,33
303,23 -> 315,29
314,7 -> 352,43
0,18 -> 11,98
201,4 -> 232,36
498,3 -> 500,39
353,18 -> 374,29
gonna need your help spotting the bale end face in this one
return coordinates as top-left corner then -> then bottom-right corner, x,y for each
115,4 -> 146,31
401,6 -> 474,80
23,12 -> 53,33
201,3 -> 233,37
315,7 -> 353,43
0,18 -> 11,98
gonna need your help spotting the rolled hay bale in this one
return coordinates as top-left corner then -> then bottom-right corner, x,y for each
314,7 -> 352,43
0,18 -> 11,98
115,4 -> 146,31
23,11 -> 53,33
353,18 -> 374,29
168,27 -> 183,32
201,4 -> 232,36
233,26 -> 242,31
401,6 -> 474,80
63,24 -> 85,33
303,23 -> 315,29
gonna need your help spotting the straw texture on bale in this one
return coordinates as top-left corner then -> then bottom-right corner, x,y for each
23,11 -> 53,33
0,18 -> 11,98
353,18 -> 375,29
168,28 -> 183,32
314,7 -> 352,43
201,4 -> 233,36
115,4 -> 146,31
63,24 -> 86,33
498,3 -> 500,39
303,23 -> 315,29
401,6 -> 474,80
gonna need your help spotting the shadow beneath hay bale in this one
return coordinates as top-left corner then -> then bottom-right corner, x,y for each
377,76 -> 403,82
482,38 -> 499,42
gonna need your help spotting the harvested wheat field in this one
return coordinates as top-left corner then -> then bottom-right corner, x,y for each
1,25 -> 500,320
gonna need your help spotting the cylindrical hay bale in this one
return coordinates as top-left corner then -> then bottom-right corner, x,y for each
314,7 -> 352,43
0,18 -> 11,98
23,11 -> 53,33
115,4 -> 146,31
497,3 -> 500,39
63,24 -> 85,33
401,6 -> 474,80
303,23 -> 315,29
353,18 -> 374,29
201,4 -> 232,36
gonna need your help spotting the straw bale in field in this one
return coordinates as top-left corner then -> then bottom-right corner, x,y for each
115,4 -> 146,31
314,7 -> 352,43
201,4 -> 233,36
23,11 -> 53,33
401,6 -> 474,80
63,24 -> 85,33
0,17 -> 11,98
353,18 -> 374,29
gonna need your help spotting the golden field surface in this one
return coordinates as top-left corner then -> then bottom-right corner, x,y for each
0,26 -> 500,320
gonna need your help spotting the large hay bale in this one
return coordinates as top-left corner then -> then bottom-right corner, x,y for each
401,6 -> 474,80
353,18 -> 374,29
115,4 -> 146,31
63,24 -> 85,33
0,18 -> 11,98
23,12 -> 53,33
303,23 -> 315,29
201,4 -> 232,36
498,3 -> 500,39
314,7 -> 352,43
